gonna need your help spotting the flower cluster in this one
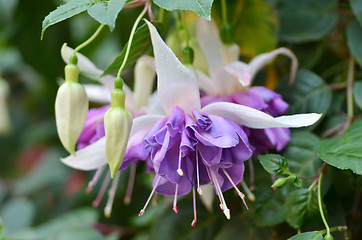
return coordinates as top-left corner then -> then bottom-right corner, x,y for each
59,20 -> 321,225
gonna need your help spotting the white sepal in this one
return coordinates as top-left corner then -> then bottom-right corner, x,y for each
134,56 -> 156,110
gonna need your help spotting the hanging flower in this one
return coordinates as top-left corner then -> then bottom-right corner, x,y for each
196,18 -> 298,155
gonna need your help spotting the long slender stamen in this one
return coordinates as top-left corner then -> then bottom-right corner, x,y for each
191,187 -> 197,227
139,175 -> 161,217
222,169 -> 248,210
177,151 -> 184,176
124,164 -> 137,205
104,171 -> 120,217
147,3 -> 155,21
210,167 -> 230,220
87,165 -> 106,194
196,149 -> 202,195
173,183 -> 179,214
205,165 -> 214,185
240,180 -> 255,202
92,171 -> 111,208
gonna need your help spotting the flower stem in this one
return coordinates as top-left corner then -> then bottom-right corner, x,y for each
180,11 -> 190,47
318,173 -> 331,236
347,56 -> 355,121
221,0 -> 228,24
117,2 -> 149,79
73,24 -> 105,54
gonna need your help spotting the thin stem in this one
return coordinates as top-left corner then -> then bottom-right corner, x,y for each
221,0 -> 228,24
73,24 -> 105,54
318,173 -> 330,236
347,56 -> 355,121
180,11 -> 190,47
241,180 -> 255,202
158,7 -> 164,22
117,3 -> 149,79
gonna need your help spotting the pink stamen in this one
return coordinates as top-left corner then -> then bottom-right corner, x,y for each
123,0 -> 146,9
124,164 -> 137,205
209,167 -> 230,219
104,171 -> 120,217
92,171 -> 111,208
222,169 -> 248,210
173,183 -> 179,214
139,175 -> 161,217
87,166 -> 105,194
191,187 -> 197,227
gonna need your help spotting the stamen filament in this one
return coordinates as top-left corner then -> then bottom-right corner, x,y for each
191,187 -> 197,227
173,184 -> 179,214
196,149 -> 202,195
92,171 -> 111,208
124,163 -> 137,205
177,151 -> 184,176
87,165 -> 105,194
222,169 -> 248,210
104,171 -> 120,217
139,175 -> 161,217
240,180 -> 255,202
209,167 -> 230,220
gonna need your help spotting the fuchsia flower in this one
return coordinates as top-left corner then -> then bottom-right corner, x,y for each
197,19 -> 298,155
59,21 -> 321,224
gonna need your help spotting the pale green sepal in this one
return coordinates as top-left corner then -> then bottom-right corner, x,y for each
104,97 -> 133,178
55,64 -> 89,155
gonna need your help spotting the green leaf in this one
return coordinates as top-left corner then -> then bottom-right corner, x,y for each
354,81 -> 362,110
276,0 -> 338,42
347,20 -> 362,68
41,0 -> 93,39
103,22 -> 153,74
154,0 -> 214,20
284,131 -> 322,179
233,0 -> 278,57
317,119 -> 362,175
351,0 -> 362,27
0,198 -> 35,235
254,192 -> 285,226
258,154 -> 289,175
288,231 -> 324,240
284,189 -> 321,229
283,69 -> 332,115
87,0 -> 127,31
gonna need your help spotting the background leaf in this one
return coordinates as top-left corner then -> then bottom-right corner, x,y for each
288,231 -> 324,240
284,189 -> 321,229
347,20 -> 362,68
103,23 -> 154,75
276,0 -> 338,42
154,0 -> 214,20
317,119 -> 362,175
353,81 -> 362,110
87,0 -> 127,31
41,0 -> 93,39
351,0 -> 362,27
282,69 -> 332,115
258,154 -> 288,176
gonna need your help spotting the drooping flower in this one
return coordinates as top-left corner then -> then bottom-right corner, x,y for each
120,20 -> 322,224
196,18 -> 298,155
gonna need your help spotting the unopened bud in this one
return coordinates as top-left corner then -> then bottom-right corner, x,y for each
181,46 -> 194,65
0,77 -> 11,134
271,177 -> 288,188
134,56 -> 155,110
55,61 -> 88,155
324,233 -> 334,240
104,88 -> 133,178
219,24 -> 234,44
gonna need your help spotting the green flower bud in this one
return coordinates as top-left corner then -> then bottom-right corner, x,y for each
181,46 -> 194,65
134,57 -> 156,110
219,23 -> 234,44
104,89 -> 133,178
0,77 -> 11,134
55,62 -> 88,155
271,177 -> 288,188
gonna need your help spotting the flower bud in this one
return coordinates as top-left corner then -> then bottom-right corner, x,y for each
0,77 -> 11,134
134,56 -> 156,110
219,24 -> 234,44
55,59 -> 88,155
104,88 -> 133,178
271,177 -> 287,188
